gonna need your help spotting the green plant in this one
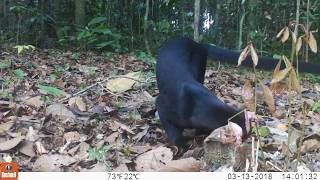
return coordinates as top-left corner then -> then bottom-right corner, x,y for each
136,51 -> 156,67
312,101 -> 320,113
88,145 -> 113,171
37,84 -> 64,96
13,45 -> 35,55
77,17 -> 121,51
13,69 -> 25,80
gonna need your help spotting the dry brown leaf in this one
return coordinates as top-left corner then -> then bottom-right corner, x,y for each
135,146 -> 173,171
290,68 -> 301,93
271,67 -> 291,84
237,46 -> 250,67
26,126 -> 38,142
106,71 -> 141,93
112,164 -> 129,172
205,122 -> 243,145
105,132 -> 119,144
24,96 -> 44,108
301,134 -> 320,153
46,103 -> 76,120
19,141 -> 36,157
35,141 -> 48,154
276,27 -> 286,39
68,96 -> 86,112
157,157 -> 200,172
241,80 -> 255,112
296,36 -> 303,55
113,121 -> 135,135
260,83 -> 276,113
250,44 -> 259,66
0,136 -> 25,152
281,27 -> 290,43
282,56 -> 292,68
32,154 -> 77,171
307,32 -> 318,53
130,145 -> 152,154
0,121 -> 14,134
64,131 -> 81,143
132,125 -> 149,142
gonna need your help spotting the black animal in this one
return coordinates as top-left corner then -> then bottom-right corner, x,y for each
156,37 -> 320,146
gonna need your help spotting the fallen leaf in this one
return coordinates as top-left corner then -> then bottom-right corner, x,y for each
130,145 -> 152,154
69,96 -> 86,112
105,132 -> 119,144
19,140 -> 36,157
133,125 -> 149,142
106,71 -> 141,93
205,122 -> 243,145
35,141 -> 48,154
46,103 -> 76,120
64,131 -> 81,143
113,121 -> 135,135
24,96 -> 44,108
301,134 -> 320,153
26,126 -> 38,142
135,146 -> 173,172
113,164 -> 129,172
0,136 -> 25,152
32,154 -> 77,171
157,157 -> 200,172
0,121 -> 14,135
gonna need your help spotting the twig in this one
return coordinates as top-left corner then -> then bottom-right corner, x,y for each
227,109 -> 245,122
266,161 -> 283,172
254,139 -> 259,171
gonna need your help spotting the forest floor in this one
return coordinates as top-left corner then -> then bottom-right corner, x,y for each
0,50 -> 319,172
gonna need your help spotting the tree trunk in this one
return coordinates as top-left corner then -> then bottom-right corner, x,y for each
194,0 -> 201,42
144,0 -> 151,55
75,0 -> 86,27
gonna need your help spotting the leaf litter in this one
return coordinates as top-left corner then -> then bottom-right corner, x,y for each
0,50 -> 319,172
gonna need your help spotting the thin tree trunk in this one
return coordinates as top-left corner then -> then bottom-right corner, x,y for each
181,1 -> 185,36
75,0 -> 86,27
194,0 -> 201,42
144,0 -> 151,55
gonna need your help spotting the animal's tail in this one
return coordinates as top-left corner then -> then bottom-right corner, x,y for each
204,44 -> 320,75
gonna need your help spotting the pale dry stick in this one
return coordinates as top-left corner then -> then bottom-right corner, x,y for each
245,159 -> 250,172
254,139 -> 259,171
227,109 -> 245,122
251,136 -> 255,171
266,161 -> 283,172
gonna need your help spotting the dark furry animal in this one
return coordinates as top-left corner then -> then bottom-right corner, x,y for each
156,37 -> 320,146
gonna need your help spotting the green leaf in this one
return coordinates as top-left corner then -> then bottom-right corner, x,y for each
14,69 -> 25,80
13,45 -> 35,55
0,61 -> 10,69
312,101 -> 320,113
88,17 -> 107,26
37,85 -> 63,96
252,126 -> 270,137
